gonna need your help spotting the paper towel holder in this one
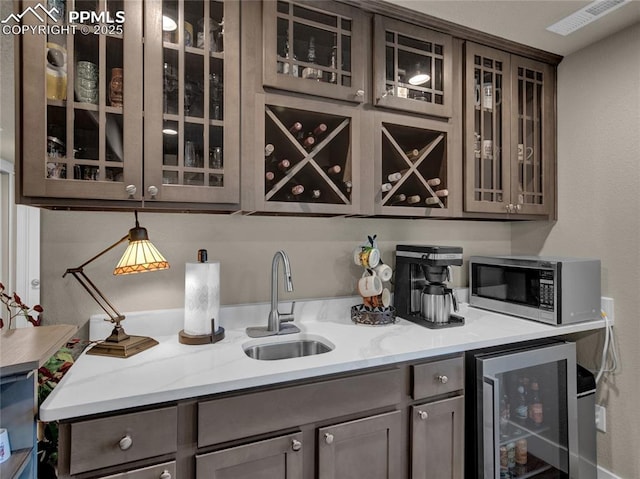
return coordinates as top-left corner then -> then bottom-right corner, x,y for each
179,321 -> 225,345
179,249 -> 225,345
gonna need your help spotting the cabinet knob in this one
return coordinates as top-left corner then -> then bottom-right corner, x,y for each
31,279 -> 40,287
418,410 -> 429,420
291,439 -> 302,451
355,89 -> 365,98
324,432 -> 334,445
147,185 -> 159,198
159,470 -> 171,479
118,434 -> 133,451
515,203 -> 522,212
125,185 -> 137,197
437,375 -> 449,384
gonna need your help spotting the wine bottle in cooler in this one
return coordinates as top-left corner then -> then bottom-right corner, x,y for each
425,196 -> 441,205
381,182 -> 393,192
406,194 -> 421,204
426,177 -> 441,187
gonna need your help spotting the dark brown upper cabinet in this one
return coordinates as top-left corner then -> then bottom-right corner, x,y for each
262,0 -> 367,103
464,42 -> 556,217
373,15 -> 453,118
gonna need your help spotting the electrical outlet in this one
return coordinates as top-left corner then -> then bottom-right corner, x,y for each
601,297 -> 615,323
595,404 -> 607,432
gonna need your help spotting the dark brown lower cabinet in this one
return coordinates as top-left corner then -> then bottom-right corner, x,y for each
98,462 -> 176,479
318,411 -> 401,479
196,432 -> 303,479
57,356 -> 464,479
411,396 -> 464,479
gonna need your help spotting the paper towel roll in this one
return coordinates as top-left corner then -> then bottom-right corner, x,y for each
184,261 -> 220,336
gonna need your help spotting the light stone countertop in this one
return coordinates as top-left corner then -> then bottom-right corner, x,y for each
39,296 -> 605,421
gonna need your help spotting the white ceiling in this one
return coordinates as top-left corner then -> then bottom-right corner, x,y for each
383,0 -> 640,56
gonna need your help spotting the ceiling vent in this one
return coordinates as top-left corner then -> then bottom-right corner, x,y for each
546,0 -> 630,36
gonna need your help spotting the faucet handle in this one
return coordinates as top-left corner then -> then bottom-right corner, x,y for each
279,301 -> 296,322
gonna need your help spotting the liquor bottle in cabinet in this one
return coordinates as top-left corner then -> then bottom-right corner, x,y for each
465,340 -> 579,479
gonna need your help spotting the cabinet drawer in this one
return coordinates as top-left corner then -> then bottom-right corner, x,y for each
69,407 -> 178,475
97,461 -> 176,479
198,368 -> 402,447
412,356 -> 464,400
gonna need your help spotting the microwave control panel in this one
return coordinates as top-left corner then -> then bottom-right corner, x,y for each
539,270 -> 555,311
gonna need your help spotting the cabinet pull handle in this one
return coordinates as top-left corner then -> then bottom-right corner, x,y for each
118,434 -> 133,451
324,432 -> 334,445
147,185 -> 159,199
125,185 -> 137,197
355,89 -> 365,98
291,439 -> 302,451
159,470 -> 172,479
418,410 -> 429,420
437,374 -> 449,384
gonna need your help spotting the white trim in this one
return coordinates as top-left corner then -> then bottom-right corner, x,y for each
598,465 -> 624,479
14,205 -> 40,327
0,159 -> 40,328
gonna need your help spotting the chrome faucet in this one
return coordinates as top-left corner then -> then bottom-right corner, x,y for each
246,250 -> 299,338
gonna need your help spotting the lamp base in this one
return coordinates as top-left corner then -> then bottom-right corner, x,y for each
87,335 -> 159,358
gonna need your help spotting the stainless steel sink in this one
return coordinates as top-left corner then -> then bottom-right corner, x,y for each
243,337 -> 334,360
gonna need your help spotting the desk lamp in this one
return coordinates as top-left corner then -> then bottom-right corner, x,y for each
63,212 -> 169,358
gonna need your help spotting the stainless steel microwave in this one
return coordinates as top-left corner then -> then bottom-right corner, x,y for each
469,255 -> 601,325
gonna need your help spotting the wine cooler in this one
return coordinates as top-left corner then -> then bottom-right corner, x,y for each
465,340 -> 578,479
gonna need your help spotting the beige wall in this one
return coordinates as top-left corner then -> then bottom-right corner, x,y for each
40,210 -> 511,337
512,23 -> 640,477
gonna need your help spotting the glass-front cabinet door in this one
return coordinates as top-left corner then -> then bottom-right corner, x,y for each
510,56 -> 555,216
21,0 -> 143,202
143,0 -> 239,205
262,0 -> 366,103
373,15 -> 453,118
464,43 -> 511,214
465,43 -> 555,217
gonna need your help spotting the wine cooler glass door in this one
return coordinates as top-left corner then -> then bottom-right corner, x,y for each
479,342 -> 578,479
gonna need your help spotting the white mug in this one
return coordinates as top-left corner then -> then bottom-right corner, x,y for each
517,144 -> 533,162
482,140 -> 493,160
363,287 -> 391,308
358,271 -> 383,298
373,262 -> 393,282
0,428 -> 11,464
481,83 -> 501,110
353,246 -> 380,269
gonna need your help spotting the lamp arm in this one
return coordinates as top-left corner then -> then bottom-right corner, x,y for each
63,234 -> 129,324
76,234 -> 129,270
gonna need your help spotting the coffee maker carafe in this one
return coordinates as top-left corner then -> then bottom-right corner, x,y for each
394,245 -> 464,328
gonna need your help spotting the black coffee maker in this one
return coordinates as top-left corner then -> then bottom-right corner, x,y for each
394,245 -> 465,328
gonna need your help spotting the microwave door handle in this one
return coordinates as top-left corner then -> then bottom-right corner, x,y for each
482,376 -> 500,479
